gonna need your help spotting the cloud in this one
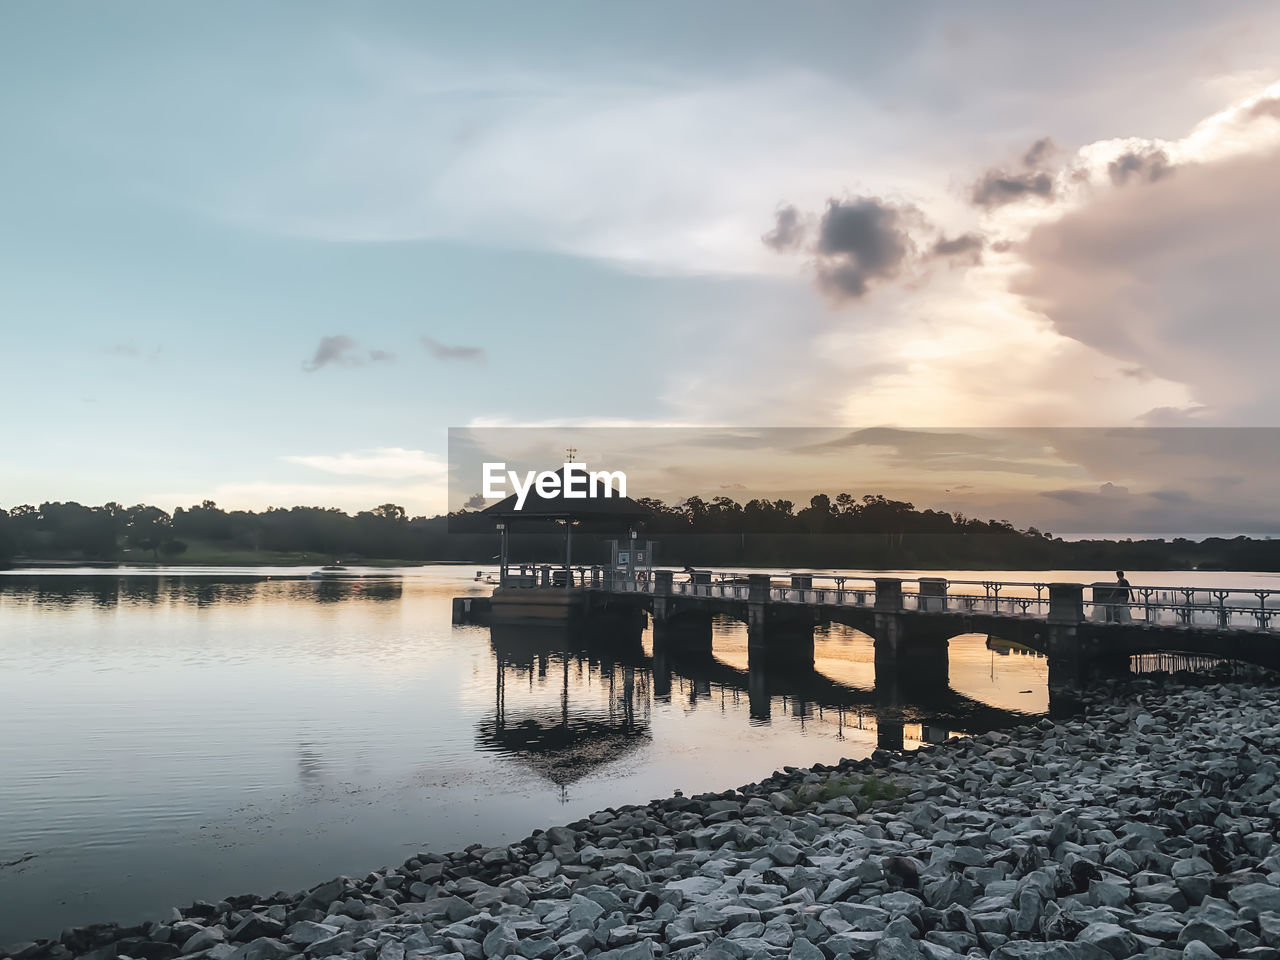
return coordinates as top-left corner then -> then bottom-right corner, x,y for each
970,170 -> 1054,208
813,197 -> 916,300
421,335 -> 486,364
1108,147 -> 1173,186
283,447 -> 447,479
930,233 -> 984,264
1149,488 -> 1192,503
1014,144 -> 1280,421
1023,137 -> 1056,168
1139,405 -> 1208,425
1248,96 -> 1280,120
302,335 -> 394,372
105,340 -> 164,361
762,205 -> 807,251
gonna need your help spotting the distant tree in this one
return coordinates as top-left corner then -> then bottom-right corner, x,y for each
126,505 -> 173,561
0,511 -> 13,565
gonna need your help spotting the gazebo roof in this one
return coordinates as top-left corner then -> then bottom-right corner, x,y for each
479,466 -> 650,522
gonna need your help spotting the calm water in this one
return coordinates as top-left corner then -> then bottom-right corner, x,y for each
2,564 -> 1264,943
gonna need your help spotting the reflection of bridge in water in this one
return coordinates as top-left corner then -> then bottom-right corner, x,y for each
478,617 -> 1041,782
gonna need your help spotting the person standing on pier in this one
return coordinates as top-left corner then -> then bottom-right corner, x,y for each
1114,570 -> 1132,623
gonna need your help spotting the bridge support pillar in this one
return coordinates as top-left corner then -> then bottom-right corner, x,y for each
872,581 -> 950,737
875,577 -> 903,611
744,573 -> 815,668
919,577 -> 948,612
650,569 -> 713,653
1048,582 -> 1085,623
871,599 -> 910,750
1046,582 -> 1130,692
1045,619 -> 1130,697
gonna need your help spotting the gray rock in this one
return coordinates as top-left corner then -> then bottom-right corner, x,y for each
225,939 -> 295,960
594,941 -> 657,960
1231,884 -> 1280,914
1182,941 -> 1222,960
307,930 -> 354,958
181,927 -> 226,954
284,922 -> 339,946
874,938 -> 924,960
1177,920 -> 1234,954
1077,921 -> 1144,959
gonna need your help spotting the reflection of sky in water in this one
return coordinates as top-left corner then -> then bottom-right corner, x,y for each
0,566 -> 1057,943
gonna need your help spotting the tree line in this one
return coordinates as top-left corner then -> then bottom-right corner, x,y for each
2,495 -> 1279,571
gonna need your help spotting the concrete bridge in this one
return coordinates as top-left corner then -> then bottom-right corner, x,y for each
580,570 -> 1280,692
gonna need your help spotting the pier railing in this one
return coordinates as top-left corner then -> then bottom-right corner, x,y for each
578,568 -> 1280,633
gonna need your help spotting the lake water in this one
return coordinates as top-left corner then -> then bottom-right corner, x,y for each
2,564 -> 1271,944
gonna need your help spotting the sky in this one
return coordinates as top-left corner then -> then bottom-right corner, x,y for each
3,2 -> 1280,528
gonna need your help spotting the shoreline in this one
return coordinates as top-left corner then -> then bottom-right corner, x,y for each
8,676 -> 1280,960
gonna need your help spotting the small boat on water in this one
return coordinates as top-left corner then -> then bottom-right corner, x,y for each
474,570 -> 500,584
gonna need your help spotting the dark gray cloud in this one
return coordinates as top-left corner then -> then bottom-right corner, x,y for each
762,205 -> 806,251
302,335 -> 394,372
1108,147 -> 1173,186
813,197 -> 914,299
303,335 -> 360,372
1023,137 -> 1056,168
971,170 -> 1054,208
930,232 -> 984,263
422,335 -> 486,364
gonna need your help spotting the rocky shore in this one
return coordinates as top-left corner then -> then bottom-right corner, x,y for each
9,678 -> 1280,960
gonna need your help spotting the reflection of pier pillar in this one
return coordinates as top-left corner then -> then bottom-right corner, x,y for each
652,614 -> 713,655
748,659 -> 770,722
877,718 -> 905,751
651,645 -> 672,702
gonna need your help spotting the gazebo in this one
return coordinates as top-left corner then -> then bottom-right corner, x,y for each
479,466 -> 652,620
